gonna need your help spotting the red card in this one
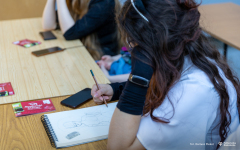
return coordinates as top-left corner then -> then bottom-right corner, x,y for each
0,82 -> 14,96
13,39 -> 41,48
12,99 -> 56,117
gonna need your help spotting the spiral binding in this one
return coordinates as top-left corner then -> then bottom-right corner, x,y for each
41,115 -> 58,148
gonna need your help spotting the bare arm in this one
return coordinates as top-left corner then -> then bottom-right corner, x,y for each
56,0 -> 75,33
95,48 -> 153,149
108,108 -> 145,150
91,84 -> 145,150
108,74 -> 130,83
42,0 -> 57,30
112,54 -> 122,61
100,65 -> 130,83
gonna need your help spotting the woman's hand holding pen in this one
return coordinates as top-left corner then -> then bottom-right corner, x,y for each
91,84 -> 113,105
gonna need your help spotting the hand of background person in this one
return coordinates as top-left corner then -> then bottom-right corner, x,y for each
91,84 -> 114,105
97,55 -> 114,70
102,55 -> 114,62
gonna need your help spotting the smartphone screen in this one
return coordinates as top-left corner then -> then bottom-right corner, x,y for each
32,47 -> 64,57
61,88 -> 93,108
39,31 -> 57,40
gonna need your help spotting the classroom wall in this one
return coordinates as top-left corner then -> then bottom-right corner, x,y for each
0,0 -> 239,21
0,0 -> 47,21
197,0 -> 240,5
119,0 -> 240,6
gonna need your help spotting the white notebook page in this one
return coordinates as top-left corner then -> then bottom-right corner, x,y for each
45,102 -> 117,148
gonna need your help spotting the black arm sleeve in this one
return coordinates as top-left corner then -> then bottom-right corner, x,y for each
63,0 -> 115,40
109,82 -> 127,101
111,47 -> 154,115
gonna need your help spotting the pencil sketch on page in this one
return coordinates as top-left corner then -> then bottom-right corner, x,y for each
58,108 -> 112,130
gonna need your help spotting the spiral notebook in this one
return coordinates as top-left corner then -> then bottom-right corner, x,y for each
41,102 -> 117,149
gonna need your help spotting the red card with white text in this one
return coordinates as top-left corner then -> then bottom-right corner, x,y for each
0,82 -> 14,97
13,39 -> 41,48
12,99 -> 56,117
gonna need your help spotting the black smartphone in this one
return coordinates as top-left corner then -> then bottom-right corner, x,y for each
39,31 -> 57,40
32,46 -> 65,57
61,88 -> 93,108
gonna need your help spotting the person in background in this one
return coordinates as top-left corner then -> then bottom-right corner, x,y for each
97,47 -> 131,83
42,0 -> 121,60
91,0 -> 240,149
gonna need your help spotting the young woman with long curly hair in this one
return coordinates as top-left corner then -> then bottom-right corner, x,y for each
92,0 -> 240,149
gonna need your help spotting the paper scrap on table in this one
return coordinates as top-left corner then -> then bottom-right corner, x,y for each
13,39 -> 41,48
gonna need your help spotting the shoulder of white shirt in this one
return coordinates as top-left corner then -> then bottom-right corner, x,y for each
180,55 -> 215,88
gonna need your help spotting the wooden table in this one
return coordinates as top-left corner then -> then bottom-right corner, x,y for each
0,18 -> 109,104
0,96 -> 112,150
199,3 -> 240,57
0,18 -> 110,149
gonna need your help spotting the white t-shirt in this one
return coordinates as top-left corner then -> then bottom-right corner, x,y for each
137,56 -> 239,150
219,125 -> 240,150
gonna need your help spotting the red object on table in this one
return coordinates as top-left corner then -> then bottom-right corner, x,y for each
12,99 -> 56,117
0,82 -> 14,96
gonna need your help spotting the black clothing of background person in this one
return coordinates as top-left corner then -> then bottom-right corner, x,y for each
63,0 -> 119,56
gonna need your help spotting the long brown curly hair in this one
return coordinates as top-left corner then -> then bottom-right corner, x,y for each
117,0 -> 240,147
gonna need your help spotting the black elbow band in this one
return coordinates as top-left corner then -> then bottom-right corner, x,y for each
114,46 -> 153,115
117,81 -> 148,115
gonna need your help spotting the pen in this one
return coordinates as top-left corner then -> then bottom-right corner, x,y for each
90,70 -> 108,107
